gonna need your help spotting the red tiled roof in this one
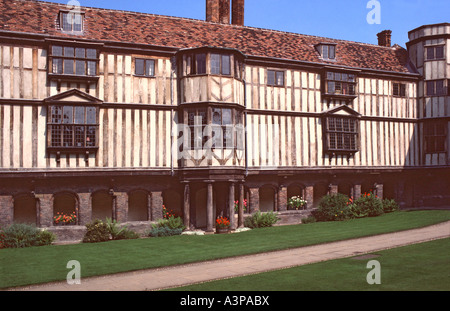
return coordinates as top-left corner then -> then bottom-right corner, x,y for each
0,0 -> 412,74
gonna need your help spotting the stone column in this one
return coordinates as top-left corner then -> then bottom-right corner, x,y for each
228,182 -> 236,230
206,182 -> 214,233
183,183 -> 191,230
114,192 -> 128,223
304,185 -> 314,210
0,195 -> 14,227
151,191 -> 164,220
35,194 -> 53,227
353,184 -> 362,199
238,183 -> 245,228
277,185 -> 287,212
329,184 -> 338,195
249,187 -> 259,214
77,193 -> 91,226
374,183 -> 384,200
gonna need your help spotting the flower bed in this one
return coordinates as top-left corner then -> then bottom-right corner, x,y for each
53,211 -> 77,226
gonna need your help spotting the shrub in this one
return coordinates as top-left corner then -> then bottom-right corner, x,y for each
153,216 -> 185,230
350,192 -> 384,218
105,218 -> 139,241
301,216 -> 317,224
244,211 -> 279,229
313,193 -> 352,222
115,229 -> 140,240
36,229 -> 57,246
149,226 -> 183,238
0,224 -> 55,248
382,198 -> 399,213
149,216 -> 185,238
82,220 -> 111,243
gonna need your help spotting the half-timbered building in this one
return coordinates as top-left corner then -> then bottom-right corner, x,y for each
0,0 -> 448,237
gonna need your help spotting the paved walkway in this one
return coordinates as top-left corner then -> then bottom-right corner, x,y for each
9,221 -> 450,291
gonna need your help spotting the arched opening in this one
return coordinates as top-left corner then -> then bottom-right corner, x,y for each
287,184 -> 305,210
128,190 -> 149,221
91,191 -> 113,221
259,186 -> 275,212
194,187 -> 208,228
163,189 -> 182,218
338,182 -> 353,198
14,194 -> 37,225
313,183 -> 329,208
361,180 -> 375,196
53,192 -> 78,225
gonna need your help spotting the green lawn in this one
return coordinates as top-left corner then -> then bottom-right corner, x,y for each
172,237 -> 450,291
1,210 -> 449,289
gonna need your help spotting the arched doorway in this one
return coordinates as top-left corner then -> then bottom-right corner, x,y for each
313,183 -> 328,208
259,185 -> 275,212
14,194 -> 37,225
91,191 -> 113,221
163,189 -> 182,218
338,182 -> 353,197
53,192 -> 78,225
128,190 -> 149,221
287,184 -> 306,210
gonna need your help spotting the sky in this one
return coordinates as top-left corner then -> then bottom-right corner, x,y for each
42,0 -> 449,47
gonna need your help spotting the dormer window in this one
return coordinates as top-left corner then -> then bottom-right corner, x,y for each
322,71 -> 357,100
60,11 -> 84,33
47,41 -> 100,85
316,43 -> 337,60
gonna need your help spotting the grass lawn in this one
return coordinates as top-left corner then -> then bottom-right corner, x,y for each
172,237 -> 450,291
1,210 -> 449,289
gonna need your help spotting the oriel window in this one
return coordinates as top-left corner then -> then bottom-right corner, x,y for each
50,45 -> 98,76
48,105 -> 98,149
325,72 -> 356,96
325,116 -> 359,152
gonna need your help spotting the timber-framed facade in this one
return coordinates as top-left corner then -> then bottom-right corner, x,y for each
0,0 -> 449,236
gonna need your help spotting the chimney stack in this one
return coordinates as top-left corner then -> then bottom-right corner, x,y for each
377,30 -> 392,47
206,0 -> 244,25
219,0 -> 231,24
206,0 -> 220,23
232,0 -> 244,26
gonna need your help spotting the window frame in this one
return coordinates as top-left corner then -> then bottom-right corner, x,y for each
211,107 -> 234,149
183,106 -> 245,152
134,58 -> 156,77
426,79 -> 446,96
59,11 -> 85,33
210,53 -> 232,76
323,71 -> 357,99
48,44 -> 100,81
47,104 -> 100,153
316,44 -> 337,61
424,120 -> 447,154
425,45 -> 445,61
267,69 -> 285,87
393,82 -> 407,97
324,116 -> 359,153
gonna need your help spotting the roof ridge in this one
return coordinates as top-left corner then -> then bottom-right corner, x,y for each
29,0 -> 399,50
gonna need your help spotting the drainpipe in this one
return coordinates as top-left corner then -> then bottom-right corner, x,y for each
243,78 -> 248,177
170,57 -> 175,177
